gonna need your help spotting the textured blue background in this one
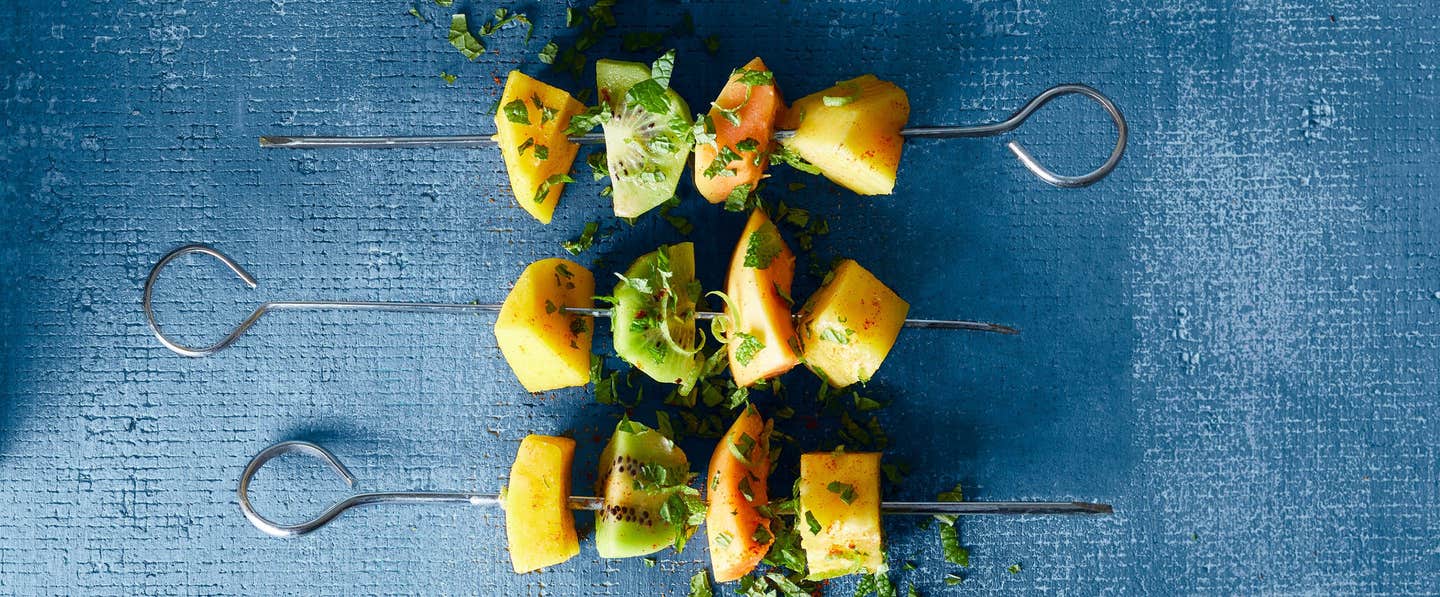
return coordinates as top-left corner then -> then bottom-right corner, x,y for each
2,0 -> 1438,594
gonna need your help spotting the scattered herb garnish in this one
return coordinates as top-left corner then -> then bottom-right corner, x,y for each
502,99 -> 531,125
945,573 -> 964,585
743,222 -> 783,269
804,510 -> 822,535
825,481 -> 856,504
733,333 -> 765,366
532,173 -> 575,204
688,571 -> 713,597
769,144 -> 822,174
1008,563 -> 1023,574
562,221 -> 601,255
823,81 -> 862,106
409,7 -> 426,21
439,71 -> 456,84
724,183 -> 755,212
448,14 -> 484,60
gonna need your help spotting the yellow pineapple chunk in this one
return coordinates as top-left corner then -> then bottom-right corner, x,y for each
779,75 -> 909,195
504,435 -> 579,573
493,71 -> 586,224
494,258 -> 595,392
797,260 -> 910,388
798,451 -> 884,580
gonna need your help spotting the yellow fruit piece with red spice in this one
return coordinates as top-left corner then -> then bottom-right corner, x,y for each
504,435 -> 580,573
493,258 -> 595,392
779,75 -> 910,195
798,451 -> 884,580
493,71 -> 585,224
797,260 -> 909,388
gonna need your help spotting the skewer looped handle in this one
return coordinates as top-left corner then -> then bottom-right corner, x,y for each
238,441 -> 1112,538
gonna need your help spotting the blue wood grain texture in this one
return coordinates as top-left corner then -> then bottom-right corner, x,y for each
2,0 -> 1438,594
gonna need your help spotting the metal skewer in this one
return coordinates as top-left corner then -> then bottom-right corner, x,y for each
259,83 -> 1127,188
241,441 -> 1112,538
144,244 -> 1018,358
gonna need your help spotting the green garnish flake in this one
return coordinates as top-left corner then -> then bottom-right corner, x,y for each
643,557 -> 657,567
622,31 -> 665,52
935,482 -> 970,566
703,35 -> 720,54
651,49 -> 676,87
409,7 -> 426,22
448,14 -> 484,61
734,138 -> 760,153
804,510 -> 822,535
533,173 -> 575,204
569,317 -> 588,335
532,94 -> 558,125
743,222 -> 782,269
704,146 -> 741,179
544,300 -> 557,314
820,326 -> 854,345
729,432 -> 756,463
502,99 -> 530,125
565,104 -> 611,136
715,531 -> 733,548
723,183 -> 755,212
434,0 -> 452,6
752,523 -> 773,544
734,332 -> 765,366
1008,563 -> 1022,574
562,221 -> 601,255
738,476 -> 754,502
626,78 -> 672,114
733,68 -> 775,87
825,481 -> 856,504
945,573 -> 964,585
769,144 -> 821,175
538,41 -> 559,64
534,145 -> 549,160
688,571 -> 713,597
822,82 -> 861,106
439,71 -> 456,84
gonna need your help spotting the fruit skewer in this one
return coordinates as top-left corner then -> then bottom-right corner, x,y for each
257,83 -> 1126,190
142,243 -> 1015,359
238,441 -> 1108,538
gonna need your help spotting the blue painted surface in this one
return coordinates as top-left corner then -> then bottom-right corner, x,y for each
2,0 -> 1438,594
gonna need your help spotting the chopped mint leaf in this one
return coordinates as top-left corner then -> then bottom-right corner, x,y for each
643,557 -> 657,567
563,221 -> 601,255
532,94 -> 558,125
825,481 -> 856,504
752,523 -> 772,545
734,332 -> 765,366
715,531 -> 733,547
944,573 -> 964,585
735,137 -> 760,153
822,82 -> 861,107
688,571 -> 713,597
439,71 -> 456,84
538,41 -> 558,64
820,326 -> 854,345
939,524 -> 969,566
626,78 -> 671,114
532,173 -> 574,204
704,146 -> 742,179
724,183 -> 756,212
787,182 -> 806,191
769,144 -> 821,174
743,222 -> 782,269
544,300 -> 557,314
773,282 -> 794,306
804,510 -> 822,535
533,144 -> 549,160
408,7 -> 426,22
502,99 -> 530,125
1008,563 -> 1022,574
623,31 -> 665,52
733,68 -> 775,87
907,585 -> 920,597
448,15 -> 484,61
434,0 -> 451,6
565,104 -> 611,136
586,151 -> 609,180
651,49 -> 676,87
730,432 -> 756,463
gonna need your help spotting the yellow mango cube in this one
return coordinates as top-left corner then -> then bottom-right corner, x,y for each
798,451 -> 884,580
494,258 -> 595,392
779,75 -> 910,195
797,260 -> 910,388
493,71 -> 586,224
504,435 -> 579,573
